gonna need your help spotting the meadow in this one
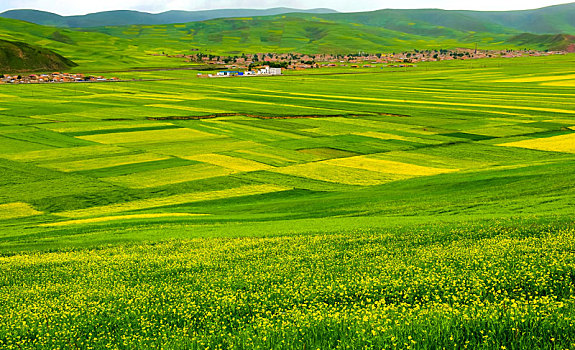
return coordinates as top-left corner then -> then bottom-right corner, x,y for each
1,55 -> 575,348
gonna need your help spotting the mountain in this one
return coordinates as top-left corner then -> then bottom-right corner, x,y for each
0,8 -> 338,27
0,39 -> 77,72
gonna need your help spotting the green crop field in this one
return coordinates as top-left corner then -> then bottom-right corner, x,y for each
1,54 -> 575,349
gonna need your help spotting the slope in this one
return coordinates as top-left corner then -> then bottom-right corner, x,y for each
0,38 -> 77,72
0,17 -> 197,71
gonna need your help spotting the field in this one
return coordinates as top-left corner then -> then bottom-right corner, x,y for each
1,55 -> 575,348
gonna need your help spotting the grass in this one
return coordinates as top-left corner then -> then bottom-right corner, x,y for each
0,54 -> 575,348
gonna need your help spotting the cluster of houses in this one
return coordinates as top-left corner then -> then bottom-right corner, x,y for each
0,72 -> 121,84
199,65 -> 283,78
179,49 -> 568,73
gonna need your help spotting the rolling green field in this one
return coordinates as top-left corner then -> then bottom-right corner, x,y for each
1,55 -> 575,348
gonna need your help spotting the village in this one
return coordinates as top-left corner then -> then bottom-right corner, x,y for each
1,49 -> 568,84
0,72 -> 121,84
169,48 -> 568,72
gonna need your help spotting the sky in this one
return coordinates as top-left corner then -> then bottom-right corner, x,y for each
0,0 -> 572,15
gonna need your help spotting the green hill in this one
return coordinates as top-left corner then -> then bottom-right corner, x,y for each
0,17 -> 197,71
0,39 -> 77,72
294,3 -> 575,35
0,8 -> 338,27
89,16 -> 516,55
463,3 -> 575,34
509,33 -> 575,51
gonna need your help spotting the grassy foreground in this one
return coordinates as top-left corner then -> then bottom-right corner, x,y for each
1,55 -> 575,348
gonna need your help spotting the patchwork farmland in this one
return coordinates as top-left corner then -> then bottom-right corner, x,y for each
1,55 -> 575,348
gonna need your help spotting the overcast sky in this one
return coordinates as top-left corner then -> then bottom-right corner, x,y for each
0,0 -> 572,15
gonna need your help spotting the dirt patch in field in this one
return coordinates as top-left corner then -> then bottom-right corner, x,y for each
147,112 -> 410,121
378,113 -> 411,118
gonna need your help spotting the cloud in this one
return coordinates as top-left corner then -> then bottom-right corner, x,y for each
0,0 -> 571,15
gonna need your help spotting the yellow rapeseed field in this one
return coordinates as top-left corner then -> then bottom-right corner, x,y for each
235,149 -> 294,163
77,128 -> 218,144
542,80 -> 575,87
45,122 -> 175,133
1,145 -> 128,162
146,104 -> 231,114
495,74 -> 575,83
325,156 -> 458,176
238,89 -> 575,115
353,131 -> 408,140
499,134 -> 575,153
44,153 -> 171,172
0,202 -> 42,220
79,93 -> 185,102
184,154 -> 273,171
103,163 -> 236,188
272,162 -> 401,186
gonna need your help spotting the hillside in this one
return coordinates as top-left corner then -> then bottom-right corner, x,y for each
0,39 -> 77,72
89,16 -> 516,55
0,8 -> 338,27
0,17 -> 197,71
294,3 -> 575,35
509,33 -> 575,51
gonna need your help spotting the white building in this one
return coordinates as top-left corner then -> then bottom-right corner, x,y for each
269,68 -> 282,76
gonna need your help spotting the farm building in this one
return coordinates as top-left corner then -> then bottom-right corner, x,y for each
217,71 -> 243,77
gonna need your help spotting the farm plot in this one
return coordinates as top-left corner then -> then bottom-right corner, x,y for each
272,162 -> 403,186
56,184 -> 289,218
499,133 -> 575,154
224,146 -> 316,167
43,153 -> 171,172
184,154 -> 273,172
102,163 -> 236,189
76,128 -> 219,144
324,156 -> 459,176
0,145 -> 130,163
146,103 -> 233,115
0,202 -> 42,220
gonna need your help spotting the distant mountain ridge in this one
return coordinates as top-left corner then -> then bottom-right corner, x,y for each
300,2 -> 575,35
1,4 -> 575,35
0,8 -> 338,27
